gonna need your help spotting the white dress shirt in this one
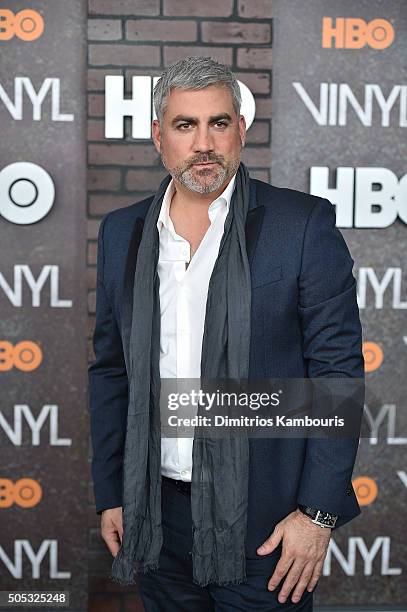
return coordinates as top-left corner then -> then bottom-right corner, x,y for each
157,173 -> 237,481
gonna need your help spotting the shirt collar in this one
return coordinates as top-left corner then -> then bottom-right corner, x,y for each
157,173 -> 237,233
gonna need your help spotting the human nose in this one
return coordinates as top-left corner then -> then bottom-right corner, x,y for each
192,125 -> 214,153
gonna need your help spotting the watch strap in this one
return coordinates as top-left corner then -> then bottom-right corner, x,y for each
298,504 -> 338,528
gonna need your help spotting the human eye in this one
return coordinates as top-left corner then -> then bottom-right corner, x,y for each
214,121 -> 228,128
177,122 -> 192,130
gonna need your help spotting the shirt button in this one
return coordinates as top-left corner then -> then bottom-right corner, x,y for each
180,469 -> 190,477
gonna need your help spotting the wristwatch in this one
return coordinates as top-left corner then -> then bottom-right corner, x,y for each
298,504 -> 338,528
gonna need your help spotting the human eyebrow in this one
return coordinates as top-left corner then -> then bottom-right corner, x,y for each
171,115 -> 197,126
208,114 -> 232,123
171,113 -> 233,126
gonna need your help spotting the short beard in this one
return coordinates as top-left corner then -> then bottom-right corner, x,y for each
161,152 -> 240,195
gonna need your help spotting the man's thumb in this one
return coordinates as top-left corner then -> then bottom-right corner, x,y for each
257,527 -> 282,555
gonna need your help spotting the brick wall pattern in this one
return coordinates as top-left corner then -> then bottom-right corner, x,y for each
86,1 -> 272,609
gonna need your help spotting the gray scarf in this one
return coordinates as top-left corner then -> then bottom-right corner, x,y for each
111,162 -> 251,587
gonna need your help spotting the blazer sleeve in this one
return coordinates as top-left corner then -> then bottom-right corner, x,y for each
296,197 -> 365,516
88,214 -> 128,514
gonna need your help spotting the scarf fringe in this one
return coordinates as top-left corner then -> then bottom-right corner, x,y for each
109,546 -> 160,586
192,575 -> 247,588
191,542 -> 247,588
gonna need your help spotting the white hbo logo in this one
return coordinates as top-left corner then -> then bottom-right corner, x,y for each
0,162 -> 55,225
104,76 -> 256,139
310,167 -> 407,228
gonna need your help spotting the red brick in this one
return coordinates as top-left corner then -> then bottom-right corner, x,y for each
88,19 -> 122,41
164,46 -> 232,66
88,291 -> 96,314
88,68 -> 122,91
89,194 -> 140,216
235,72 -> 270,95
125,168 -> 167,192
89,144 -> 159,166
238,0 -> 273,18
88,168 -> 121,191
253,97 -> 272,119
241,146 -> 271,167
237,47 -> 272,69
124,68 -> 168,94
87,315 -> 96,338
88,120 -> 105,141
88,93 -> 105,118
89,44 -> 160,67
164,0 -> 233,16
89,0 -> 159,16
201,21 -> 270,44
87,218 -> 101,240
126,19 -> 197,42
124,66 -> 163,78
87,242 -> 98,266
87,266 -> 97,290
245,121 -> 269,145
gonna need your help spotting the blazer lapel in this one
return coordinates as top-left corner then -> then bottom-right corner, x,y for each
121,179 -> 265,372
245,207 -> 264,266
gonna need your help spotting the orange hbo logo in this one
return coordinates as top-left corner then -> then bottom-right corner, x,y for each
0,478 -> 42,508
0,9 -> 44,41
0,340 -> 43,371
322,17 -> 395,50
353,476 -> 378,506
362,341 -> 383,373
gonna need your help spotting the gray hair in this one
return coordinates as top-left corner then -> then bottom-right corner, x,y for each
153,56 -> 241,123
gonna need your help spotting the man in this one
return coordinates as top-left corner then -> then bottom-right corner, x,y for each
89,56 -> 364,611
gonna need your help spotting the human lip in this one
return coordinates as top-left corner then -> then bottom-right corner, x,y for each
192,162 -> 218,167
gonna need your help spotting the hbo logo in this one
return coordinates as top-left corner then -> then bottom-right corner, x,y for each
322,17 -> 395,50
0,341 -> 43,371
0,9 -> 44,41
0,478 -> 42,508
0,162 -> 55,225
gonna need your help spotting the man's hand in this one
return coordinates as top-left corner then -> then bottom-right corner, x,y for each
101,506 -> 123,557
257,509 -> 331,604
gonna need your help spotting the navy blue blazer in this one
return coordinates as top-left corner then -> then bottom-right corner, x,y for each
88,176 -> 364,559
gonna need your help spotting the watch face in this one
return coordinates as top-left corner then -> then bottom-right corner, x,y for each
315,511 -> 336,527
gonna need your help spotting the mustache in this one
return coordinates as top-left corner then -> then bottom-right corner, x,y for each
188,156 -> 224,166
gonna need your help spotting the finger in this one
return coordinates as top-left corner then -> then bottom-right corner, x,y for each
275,560 -> 304,603
101,520 -> 122,555
104,532 -> 121,557
257,526 -> 283,555
267,555 -> 295,591
115,517 -> 124,543
290,562 -> 314,603
306,559 -> 324,592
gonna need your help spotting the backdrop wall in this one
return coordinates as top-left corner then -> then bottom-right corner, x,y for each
272,0 -> 406,607
0,2 -> 88,611
1,1 -> 405,611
